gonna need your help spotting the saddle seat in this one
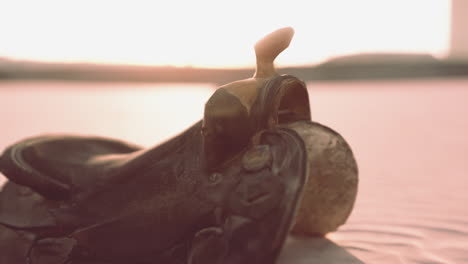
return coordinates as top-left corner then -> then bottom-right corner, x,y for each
0,135 -> 142,201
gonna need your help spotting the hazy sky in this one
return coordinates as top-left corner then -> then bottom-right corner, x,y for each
0,0 -> 451,68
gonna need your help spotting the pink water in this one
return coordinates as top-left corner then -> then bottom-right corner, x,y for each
1,79 -> 467,263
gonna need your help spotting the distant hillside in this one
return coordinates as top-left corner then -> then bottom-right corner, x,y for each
1,53 -> 468,83
284,53 -> 468,81
0,58 -> 252,84
320,53 -> 438,66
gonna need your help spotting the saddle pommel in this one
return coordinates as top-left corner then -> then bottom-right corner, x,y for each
254,27 -> 294,78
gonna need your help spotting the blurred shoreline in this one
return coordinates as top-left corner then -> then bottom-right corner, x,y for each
1,53 -> 468,84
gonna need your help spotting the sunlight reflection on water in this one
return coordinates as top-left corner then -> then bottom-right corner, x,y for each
0,81 -> 215,148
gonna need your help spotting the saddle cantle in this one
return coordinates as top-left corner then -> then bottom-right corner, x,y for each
0,27 -> 358,264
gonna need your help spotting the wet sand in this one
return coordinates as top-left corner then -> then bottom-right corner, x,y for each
1,79 -> 467,263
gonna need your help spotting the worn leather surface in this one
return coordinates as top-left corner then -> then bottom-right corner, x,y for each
0,75 -> 313,263
0,126 -> 307,264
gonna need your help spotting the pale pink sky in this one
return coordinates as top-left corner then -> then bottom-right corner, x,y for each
0,0 -> 451,68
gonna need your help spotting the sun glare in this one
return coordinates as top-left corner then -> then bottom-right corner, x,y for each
0,0 -> 451,68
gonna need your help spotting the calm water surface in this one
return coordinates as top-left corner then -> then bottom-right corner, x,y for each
1,79 -> 467,263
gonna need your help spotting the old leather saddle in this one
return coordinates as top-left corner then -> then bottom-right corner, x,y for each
0,72 -> 312,264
